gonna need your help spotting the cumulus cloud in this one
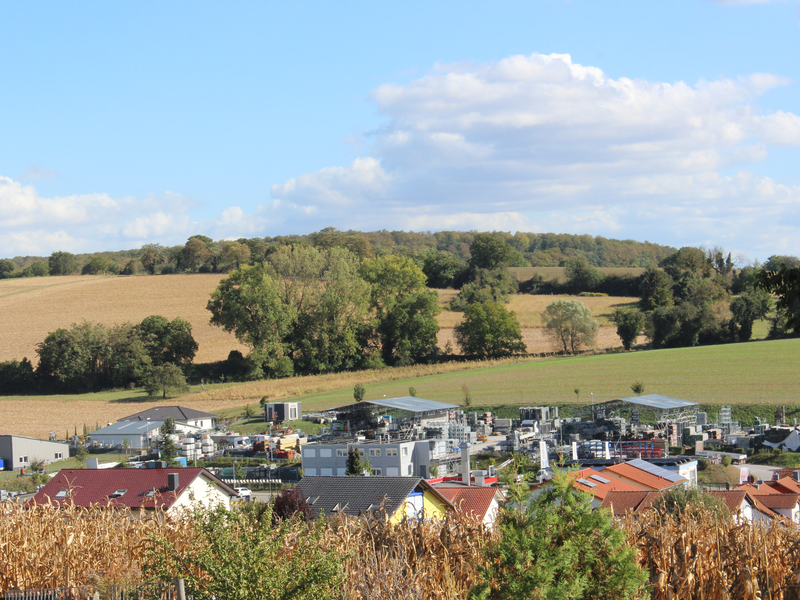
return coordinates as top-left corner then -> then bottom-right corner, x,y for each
270,52 -> 800,258
0,176 -> 279,256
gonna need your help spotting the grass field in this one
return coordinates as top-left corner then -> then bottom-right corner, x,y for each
4,338 -> 797,439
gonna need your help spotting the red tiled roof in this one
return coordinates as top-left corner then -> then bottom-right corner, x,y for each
737,482 -> 781,496
569,469 -> 643,501
772,477 -> 800,495
603,463 -> 682,491
709,490 -> 748,514
32,467 -> 231,510
600,490 -> 660,516
435,486 -> 498,520
757,494 -> 799,510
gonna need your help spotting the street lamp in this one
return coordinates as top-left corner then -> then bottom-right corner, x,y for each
146,418 -> 151,455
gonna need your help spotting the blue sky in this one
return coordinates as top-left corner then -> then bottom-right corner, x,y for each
1,0 -> 799,262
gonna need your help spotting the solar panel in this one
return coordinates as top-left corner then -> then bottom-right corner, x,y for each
589,474 -> 611,484
627,459 -> 686,483
576,478 -> 597,488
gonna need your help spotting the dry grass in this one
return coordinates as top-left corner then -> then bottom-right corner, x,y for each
437,293 -> 639,328
0,274 -> 632,366
0,274 -> 248,364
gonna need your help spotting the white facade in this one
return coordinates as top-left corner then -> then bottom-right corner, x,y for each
302,440 -> 433,478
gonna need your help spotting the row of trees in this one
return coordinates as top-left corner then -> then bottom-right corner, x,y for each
0,316 -> 197,394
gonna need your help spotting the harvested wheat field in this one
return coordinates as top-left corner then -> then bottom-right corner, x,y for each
0,274 -> 248,364
0,274 -> 633,365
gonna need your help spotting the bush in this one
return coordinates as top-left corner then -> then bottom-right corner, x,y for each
721,455 -> 732,467
697,458 -> 709,471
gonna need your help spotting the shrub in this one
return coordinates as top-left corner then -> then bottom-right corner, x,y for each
721,455 -> 732,467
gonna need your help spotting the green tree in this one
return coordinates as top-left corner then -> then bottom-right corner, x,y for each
48,251 -> 78,276
161,417 -> 177,435
139,243 -> 165,275
23,260 -> 49,277
143,503 -> 344,600
220,240 -> 252,271
408,386 -> 417,397
630,381 -> 645,395
269,245 -> 370,374
138,315 -> 198,366
612,307 -> 646,350
346,446 -> 369,476
155,425 -> 179,465
542,300 -> 599,354
450,268 -> 518,312
360,254 -> 440,366
208,264 -> 293,353
757,263 -> 800,335
730,289 -> 773,341
468,233 -> 516,270
564,254 -> 603,293
36,321 -> 111,391
81,255 -> 118,275
179,236 -> 213,272
144,363 -> 189,398
454,301 -> 526,358
0,259 -> 16,278
468,472 -> 648,600
639,268 -> 674,311
422,250 -> 467,288
353,383 -> 365,403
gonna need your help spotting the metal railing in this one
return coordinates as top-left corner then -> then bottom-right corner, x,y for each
4,580 -> 186,600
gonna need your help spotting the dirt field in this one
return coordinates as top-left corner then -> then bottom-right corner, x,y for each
0,275 -> 248,364
0,275 -> 633,365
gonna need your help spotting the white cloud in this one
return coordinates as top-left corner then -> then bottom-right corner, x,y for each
17,165 -> 59,182
270,52 -> 800,258
0,176 -> 280,256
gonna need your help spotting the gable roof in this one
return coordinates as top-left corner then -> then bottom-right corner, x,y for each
757,493 -> 800,510
709,490 -> 749,513
569,468 -> 644,501
296,476 -> 453,518
603,462 -> 685,491
772,477 -> 800,495
91,420 -> 163,436
600,490 -> 661,516
435,486 -> 498,520
32,467 -> 235,510
120,406 -> 217,422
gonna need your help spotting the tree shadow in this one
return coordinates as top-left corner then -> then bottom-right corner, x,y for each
109,394 -> 173,404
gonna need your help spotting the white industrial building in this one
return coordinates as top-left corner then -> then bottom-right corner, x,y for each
302,439 -> 438,478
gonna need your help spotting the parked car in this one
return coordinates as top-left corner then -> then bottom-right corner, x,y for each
234,487 -> 252,501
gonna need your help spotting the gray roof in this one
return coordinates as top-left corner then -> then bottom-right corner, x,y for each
90,421 -> 163,436
120,406 -> 217,422
609,394 -> 699,410
296,476 -> 437,518
364,396 -> 459,413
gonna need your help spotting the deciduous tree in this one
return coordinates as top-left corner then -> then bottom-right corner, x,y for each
454,301 -> 525,358
144,363 -> 189,399
543,300 -> 598,354
612,307 -> 646,350
48,251 -> 78,276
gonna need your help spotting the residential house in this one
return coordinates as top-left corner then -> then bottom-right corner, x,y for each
434,484 -> 504,529
569,468 -> 646,509
119,406 -> 216,431
295,476 -> 454,522
0,435 -> 69,472
600,489 -> 754,522
602,461 -> 688,492
32,466 -> 237,514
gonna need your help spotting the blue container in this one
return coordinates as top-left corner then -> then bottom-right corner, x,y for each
174,457 -> 187,467
0,458 -> 5,470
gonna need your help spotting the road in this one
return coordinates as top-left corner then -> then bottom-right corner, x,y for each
739,463 -> 780,484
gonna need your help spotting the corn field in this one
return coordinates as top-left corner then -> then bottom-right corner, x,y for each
7,501 -> 800,599
620,506 -> 800,600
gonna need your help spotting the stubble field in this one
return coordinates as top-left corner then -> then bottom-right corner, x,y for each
0,275 -> 631,366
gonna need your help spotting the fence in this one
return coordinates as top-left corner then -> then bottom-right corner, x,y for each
4,580 -> 185,600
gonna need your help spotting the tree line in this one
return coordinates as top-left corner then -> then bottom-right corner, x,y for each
0,316 -> 197,395
0,228 -> 677,280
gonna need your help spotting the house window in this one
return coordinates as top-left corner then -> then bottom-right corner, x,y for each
336,449 -> 347,457
54,452 -> 63,460
305,468 -> 317,476
407,464 -> 413,475
19,456 -> 28,464
321,468 -> 333,476
387,467 -> 399,476
371,468 -> 382,476
304,449 -> 316,458
320,449 -> 332,458
402,447 -> 408,456
337,468 -> 347,476
369,449 -> 381,457
386,448 -> 398,456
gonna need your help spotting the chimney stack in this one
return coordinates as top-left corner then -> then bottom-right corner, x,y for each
167,473 -> 179,492
460,443 -> 471,485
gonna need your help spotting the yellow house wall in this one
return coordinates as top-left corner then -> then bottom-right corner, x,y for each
389,491 -> 450,523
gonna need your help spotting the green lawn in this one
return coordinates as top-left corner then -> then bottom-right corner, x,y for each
282,338 -> 800,413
